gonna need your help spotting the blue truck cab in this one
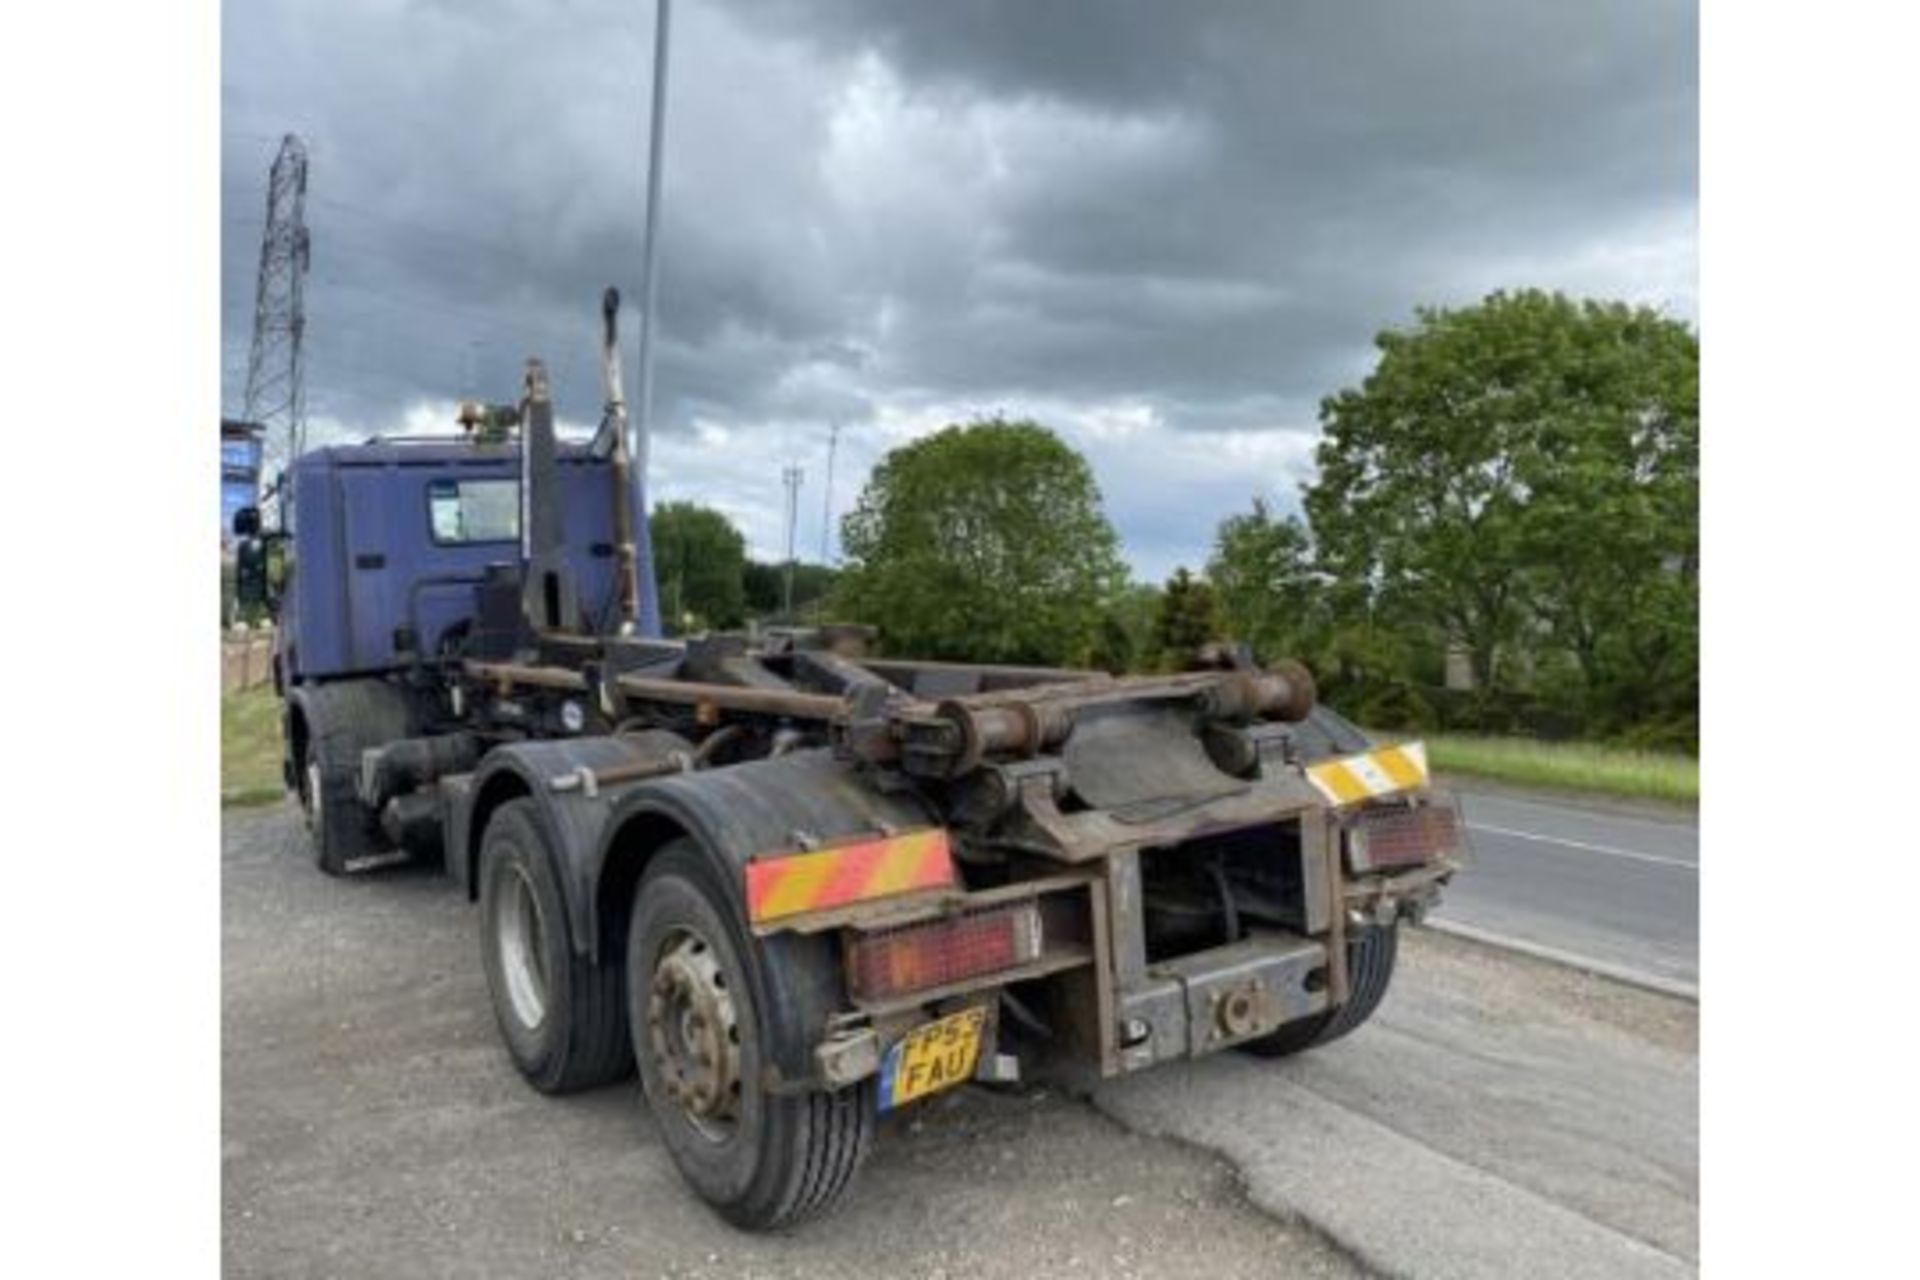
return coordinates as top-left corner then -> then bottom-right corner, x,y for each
279,438 -> 621,684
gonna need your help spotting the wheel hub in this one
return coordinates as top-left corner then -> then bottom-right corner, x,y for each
647,929 -> 741,1138
495,866 -> 550,1029
305,761 -> 323,837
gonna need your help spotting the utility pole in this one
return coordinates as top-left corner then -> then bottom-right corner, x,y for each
242,134 -> 310,521
628,0 -> 673,637
782,464 -> 804,621
819,421 -> 839,565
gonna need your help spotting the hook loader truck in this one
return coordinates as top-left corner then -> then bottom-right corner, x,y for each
235,290 -> 1464,1230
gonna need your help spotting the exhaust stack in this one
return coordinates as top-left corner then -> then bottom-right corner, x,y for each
596,287 -> 641,628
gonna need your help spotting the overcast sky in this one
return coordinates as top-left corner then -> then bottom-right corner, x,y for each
223,0 -> 1696,580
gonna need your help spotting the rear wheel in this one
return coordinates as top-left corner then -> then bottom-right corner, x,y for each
628,841 -> 873,1230
1243,924 -> 1398,1058
479,799 -> 633,1092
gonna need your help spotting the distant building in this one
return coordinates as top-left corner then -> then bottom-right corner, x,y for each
221,419 -> 264,549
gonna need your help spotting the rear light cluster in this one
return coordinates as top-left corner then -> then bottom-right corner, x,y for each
846,903 -> 1042,1003
1346,801 -> 1463,874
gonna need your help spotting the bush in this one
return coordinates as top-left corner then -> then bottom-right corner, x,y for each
1355,684 -> 1437,733
1612,714 -> 1699,756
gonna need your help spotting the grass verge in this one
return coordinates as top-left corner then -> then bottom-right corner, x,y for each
1416,732 -> 1697,804
222,685 -> 286,807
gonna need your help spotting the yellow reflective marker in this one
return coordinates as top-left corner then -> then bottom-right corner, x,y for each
1305,741 -> 1430,806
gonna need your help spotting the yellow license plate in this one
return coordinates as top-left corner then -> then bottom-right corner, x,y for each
879,1006 -> 987,1111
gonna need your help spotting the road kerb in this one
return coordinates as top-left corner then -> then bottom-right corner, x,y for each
1421,918 -> 1699,1003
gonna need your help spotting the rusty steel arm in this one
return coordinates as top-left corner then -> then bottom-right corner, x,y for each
465,661 -> 849,721
464,656 -> 1316,774
857,656 -> 1106,690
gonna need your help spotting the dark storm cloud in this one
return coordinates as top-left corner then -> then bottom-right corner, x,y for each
222,0 -> 1695,576
734,0 -> 1696,401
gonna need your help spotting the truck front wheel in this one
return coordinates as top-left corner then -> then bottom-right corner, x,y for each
293,680 -> 408,877
1243,924 -> 1398,1058
299,726 -> 383,877
478,799 -> 633,1093
627,841 -> 873,1230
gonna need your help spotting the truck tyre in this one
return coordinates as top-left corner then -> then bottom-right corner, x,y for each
628,840 -> 873,1230
478,799 -> 633,1093
1242,924 -> 1398,1059
297,680 -> 409,877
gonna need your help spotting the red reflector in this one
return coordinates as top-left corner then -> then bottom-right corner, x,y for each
746,828 -> 954,925
1348,802 -> 1462,873
847,905 -> 1042,1003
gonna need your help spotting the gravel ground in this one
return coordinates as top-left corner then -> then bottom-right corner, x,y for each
223,803 -> 1361,1279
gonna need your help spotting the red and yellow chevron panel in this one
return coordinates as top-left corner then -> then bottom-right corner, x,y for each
1305,741 -> 1430,807
746,828 -> 956,925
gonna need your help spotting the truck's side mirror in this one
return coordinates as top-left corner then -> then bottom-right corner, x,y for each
234,539 -> 270,610
233,505 -> 262,538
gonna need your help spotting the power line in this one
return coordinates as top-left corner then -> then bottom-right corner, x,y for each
219,180 -> 569,286
304,195 -> 543,271
306,270 -> 589,344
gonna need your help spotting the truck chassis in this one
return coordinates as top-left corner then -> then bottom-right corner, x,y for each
283,622 -> 1459,1228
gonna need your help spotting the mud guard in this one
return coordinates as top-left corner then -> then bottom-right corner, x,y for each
461,744 -> 934,958
593,750 -> 940,1090
1288,704 -> 1374,762
454,733 -> 686,900
460,743 -> 940,1087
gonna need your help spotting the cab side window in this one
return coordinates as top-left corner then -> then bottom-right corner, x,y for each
427,478 -> 519,544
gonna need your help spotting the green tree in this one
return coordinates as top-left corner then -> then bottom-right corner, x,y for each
650,501 -> 748,634
1089,582 -> 1163,675
744,561 -> 840,622
1305,290 -> 1697,737
835,418 -> 1128,664
1149,568 -> 1223,668
1206,499 -> 1321,663
1510,305 -> 1698,735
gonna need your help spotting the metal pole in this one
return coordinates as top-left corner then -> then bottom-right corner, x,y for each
782,464 -> 803,620
627,0 -> 672,638
819,421 -> 838,565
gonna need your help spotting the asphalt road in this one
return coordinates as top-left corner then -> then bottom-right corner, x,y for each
224,802 -> 1695,1278
1096,927 -> 1697,1278
1429,783 -> 1699,991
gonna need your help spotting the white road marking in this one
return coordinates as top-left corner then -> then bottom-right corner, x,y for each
1465,821 -> 1698,871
